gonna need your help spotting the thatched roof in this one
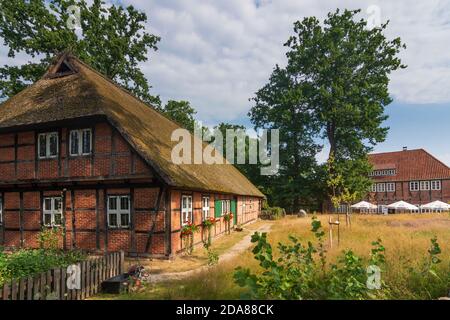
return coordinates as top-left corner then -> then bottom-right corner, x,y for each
0,53 -> 264,198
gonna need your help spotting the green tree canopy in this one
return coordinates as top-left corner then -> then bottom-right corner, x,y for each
158,100 -> 197,132
0,0 -> 160,105
250,9 -> 405,211
285,9 -> 405,161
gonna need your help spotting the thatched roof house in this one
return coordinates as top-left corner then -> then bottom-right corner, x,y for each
0,52 -> 263,256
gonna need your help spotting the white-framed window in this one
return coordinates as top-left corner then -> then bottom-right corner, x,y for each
43,197 -> 62,227
431,180 -> 441,191
410,181 -> 419,191
221,200 -> 230,215
107,195 -> 130,228
376,183 -> 386,192
0,196 -> 3,225
38,132 -> 59,159
69,129 -> 92,156
181,195 -> 193,225
370,184 -> 377,192
202,196 -> 210,220
420,181 -> 430,191
386,182 -> 395,192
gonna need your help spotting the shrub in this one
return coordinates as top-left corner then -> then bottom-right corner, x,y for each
234,217 -> 386,299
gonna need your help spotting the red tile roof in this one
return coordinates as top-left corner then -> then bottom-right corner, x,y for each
368,149 -> 450,181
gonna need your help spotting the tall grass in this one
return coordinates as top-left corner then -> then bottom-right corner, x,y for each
103,214 -> 450,300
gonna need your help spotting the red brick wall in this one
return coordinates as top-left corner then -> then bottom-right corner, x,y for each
367,179 -> 450,206
170,190 -> 260,254
0,187 -> 167,255
0,122 -> 153,183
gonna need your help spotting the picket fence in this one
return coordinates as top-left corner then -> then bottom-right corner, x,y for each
0,251 -> 124,300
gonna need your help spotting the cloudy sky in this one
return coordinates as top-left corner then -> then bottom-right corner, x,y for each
2,0 -> 450,164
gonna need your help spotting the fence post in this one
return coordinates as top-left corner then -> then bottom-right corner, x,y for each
119,250 -> 125,274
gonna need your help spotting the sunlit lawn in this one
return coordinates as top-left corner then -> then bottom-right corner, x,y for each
95,213 -> 450,300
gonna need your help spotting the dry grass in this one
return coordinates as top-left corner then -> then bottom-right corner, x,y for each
124,220 -> 268,274
97,213 -> 450,300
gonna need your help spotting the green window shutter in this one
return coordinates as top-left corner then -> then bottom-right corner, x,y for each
215,200 -> 222,218
231,200 -> 237,225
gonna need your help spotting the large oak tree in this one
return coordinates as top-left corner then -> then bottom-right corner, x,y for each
0,0 -> 160,105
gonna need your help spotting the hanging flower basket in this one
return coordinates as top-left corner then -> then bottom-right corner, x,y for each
202,217 -> 217,228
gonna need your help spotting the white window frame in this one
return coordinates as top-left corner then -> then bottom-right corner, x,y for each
410,181 -> 419,191
107,195 -> 130,228
221,200 -> 230,215
38,132 -> 59,159
181,195 -> 193,226
202,196 -> 210,220
43,197 -> 63,227
370,184 -> 377,192
386,182 -> 395,192
431,180 -> 441,191
69,129 -> 92,156
420,181 -> 430,191
376,183 -> 386,192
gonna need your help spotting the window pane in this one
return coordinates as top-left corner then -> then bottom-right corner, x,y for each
120,197 -> 129,211
44,198 -> 52,211
54,198 -> 62,212
109,214 -> 117,227
54,214 -> 62,226
39,135 -> 47,157
82,130 -> 91,154
44,214 -> 52,226
49,134 -> 58,156
120,214 -> 129,227
108,197 -> 117,210
70,131 -> 79,155
182,197 -> 187,209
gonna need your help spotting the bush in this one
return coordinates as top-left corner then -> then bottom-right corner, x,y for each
0,249 -> 86,286
260,207 -> 285,220
0,229 -> 86,286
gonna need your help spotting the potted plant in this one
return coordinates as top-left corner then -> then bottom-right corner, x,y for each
223,213 -> 233,234
202,217 -> 217,246
181,221 -> 199,255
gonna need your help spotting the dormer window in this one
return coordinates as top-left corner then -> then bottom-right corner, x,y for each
70,129 -> 92,156
38,132 -> 58,159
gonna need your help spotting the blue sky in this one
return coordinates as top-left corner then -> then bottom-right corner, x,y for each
1,0 -> 450,165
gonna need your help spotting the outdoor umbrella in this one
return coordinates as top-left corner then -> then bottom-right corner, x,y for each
387,200 -> 419,211
421,200 -> 450,211
350,201 -> 377,209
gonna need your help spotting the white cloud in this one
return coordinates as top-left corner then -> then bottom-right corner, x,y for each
2,0 -> 450,119
120,0 -> 450,124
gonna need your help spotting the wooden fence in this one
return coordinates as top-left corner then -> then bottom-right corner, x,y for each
0,251 -> 124,300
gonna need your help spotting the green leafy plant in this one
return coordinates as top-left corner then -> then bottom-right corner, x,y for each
234,217 -> 387,300
181,222 -> 200,255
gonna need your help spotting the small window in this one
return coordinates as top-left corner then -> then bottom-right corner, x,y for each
376,183 -> 386,192
386,182 -> 395,192
202,196 -> 210,220
431,180 -> 441,191
107,195 -> 130,228
181,195 -> 193,225
221,200 -> 230,215
370,184 -> 377,192
420,181 -> 430,191
410,181 -> 419,191
43,197 -> 63,227
38,132 -> 59,159
70,129 -> 92,156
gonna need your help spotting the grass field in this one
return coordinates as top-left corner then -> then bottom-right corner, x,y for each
97,213 -> 450,300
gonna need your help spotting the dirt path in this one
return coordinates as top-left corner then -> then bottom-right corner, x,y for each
147,223 -> 272,283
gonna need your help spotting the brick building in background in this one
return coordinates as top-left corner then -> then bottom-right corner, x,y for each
0,52 -> 264,257
366,148 -> 450,213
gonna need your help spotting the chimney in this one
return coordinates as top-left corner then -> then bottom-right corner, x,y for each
403,146 -> 408,151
